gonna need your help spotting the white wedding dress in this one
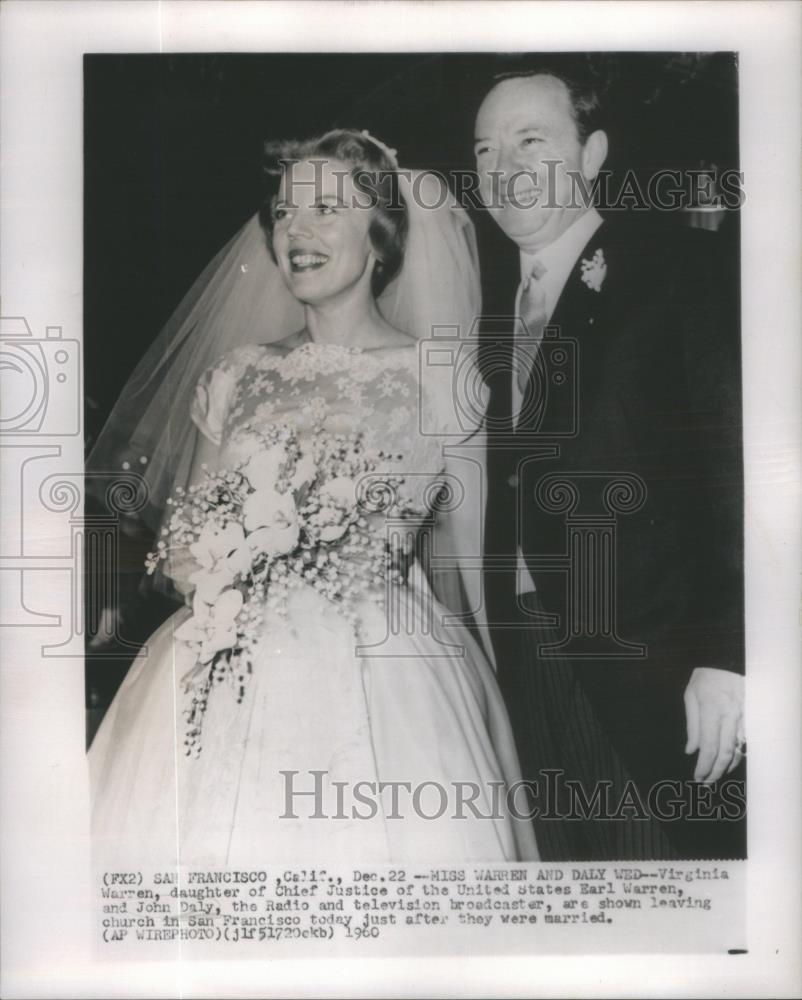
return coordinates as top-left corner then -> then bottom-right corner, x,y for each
89,340 -> 538,866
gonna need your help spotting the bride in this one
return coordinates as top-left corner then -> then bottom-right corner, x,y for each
88,128 -> 538,866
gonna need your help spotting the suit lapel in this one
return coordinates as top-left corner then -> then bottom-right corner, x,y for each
498,219 -> 617,438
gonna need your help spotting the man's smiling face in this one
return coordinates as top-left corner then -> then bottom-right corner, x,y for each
475,74 -> 606,252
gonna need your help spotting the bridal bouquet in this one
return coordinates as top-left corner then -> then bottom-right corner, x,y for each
146,424 -> 415,755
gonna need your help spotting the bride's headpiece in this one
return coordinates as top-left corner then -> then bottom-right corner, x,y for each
359,129 -> 399,168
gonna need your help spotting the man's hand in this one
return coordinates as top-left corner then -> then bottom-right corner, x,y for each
684,667 -> 745,784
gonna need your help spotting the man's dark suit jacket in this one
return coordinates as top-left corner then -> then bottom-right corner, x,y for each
480,213 -> 745,848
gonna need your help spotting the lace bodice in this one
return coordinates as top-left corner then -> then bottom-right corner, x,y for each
191,340 -> 459,522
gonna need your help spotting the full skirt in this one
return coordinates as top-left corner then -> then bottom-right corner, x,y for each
89,567 -> 538,867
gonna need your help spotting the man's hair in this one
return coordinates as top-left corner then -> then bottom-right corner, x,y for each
259,128 -> 408,298
487,57 -> 605,143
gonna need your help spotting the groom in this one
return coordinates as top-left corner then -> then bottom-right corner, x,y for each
473,63 -> 745,860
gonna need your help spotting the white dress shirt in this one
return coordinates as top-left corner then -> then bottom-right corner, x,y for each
511,207 -> 604,594
519,207 -> 604,324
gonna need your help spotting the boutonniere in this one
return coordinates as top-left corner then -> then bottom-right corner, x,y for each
580,248 -> 607,292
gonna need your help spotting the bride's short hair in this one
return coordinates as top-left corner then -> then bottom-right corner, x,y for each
260,128 -> 408,297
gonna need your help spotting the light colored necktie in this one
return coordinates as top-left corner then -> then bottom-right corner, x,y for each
511,260 -> 547,594
514,259 -> 548,412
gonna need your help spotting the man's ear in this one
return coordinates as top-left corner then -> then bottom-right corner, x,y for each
581,129 -> 608,180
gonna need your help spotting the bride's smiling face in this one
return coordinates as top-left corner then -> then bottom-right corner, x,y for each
272,158 -> 376,305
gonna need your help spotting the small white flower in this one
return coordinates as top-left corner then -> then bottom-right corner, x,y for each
580,248 -> 607,292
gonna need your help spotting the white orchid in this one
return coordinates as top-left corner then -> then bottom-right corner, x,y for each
242,444 -> 288,491
175,588 -> 244,663
189,565 -> 233,604
320,475 -> 357,508
243,488 -> 300,557
316,505 -> 339,525
189,520 -> 249,574
319,523 -> 348,542
186,520 -> 250,601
